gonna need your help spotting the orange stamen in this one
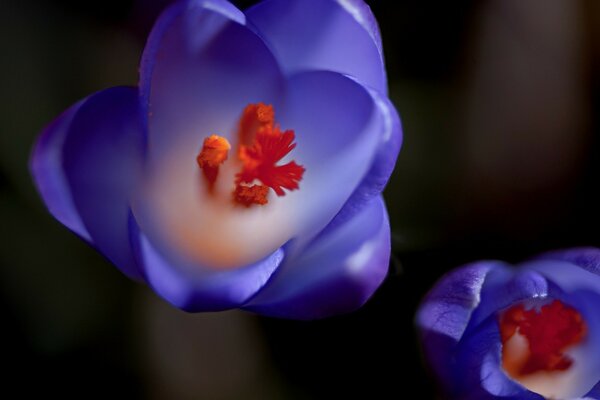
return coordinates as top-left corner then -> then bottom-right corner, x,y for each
233,184 -> 270,207
499,300 -> 587,377
236,112 -> 305,198
196,135 -> 231,187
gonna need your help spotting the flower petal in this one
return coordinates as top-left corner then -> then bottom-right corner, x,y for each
30,98 -> 91,241
243,195 -> 390,319
275,70 -> 385,254
139,0 -> 285,160
465,267 -> 551,335
415,261 -> 500,391
557,290 -> 600,398
136,227 -> 284,312
454,317 -> 544,400
246,0 -> 387,93
587,382 -> 600,398
317,85 -> 402,236
524,252 -> 600,295
538,247 -> 600,273
532,248 -> 600,292
61,86 -> 144,280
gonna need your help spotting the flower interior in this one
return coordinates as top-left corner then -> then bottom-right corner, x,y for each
138,102 -> 308,269
499,299 -> 588,398
197,103 -> 305,207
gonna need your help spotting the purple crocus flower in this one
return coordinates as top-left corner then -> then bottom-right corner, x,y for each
30,0 -> 401,319
416,248 -> 600,399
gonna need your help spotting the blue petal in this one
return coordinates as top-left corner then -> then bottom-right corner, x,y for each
531,248 -> 600,293
243,195 -> 390,319
318,86 -> 402,236
136,228 -> 284,312
30,98 -> 91,241
415,260 -> 500,392
566,290 -> 600,396
587,382 -> 600,398
61,86 -> 145,280
523,254 -> 600,295
454,317 -> 544,400
246,0 -> 387,93
465,267 -> 551,335
536,247 -> 600,274
273,71 -> 384,252
139,0 -> 285,160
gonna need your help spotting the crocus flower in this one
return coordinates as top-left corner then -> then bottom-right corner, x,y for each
30,0 -> 401,319
416,248 -> 600,399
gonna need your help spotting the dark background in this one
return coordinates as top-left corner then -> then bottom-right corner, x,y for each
1,0 -> 599,398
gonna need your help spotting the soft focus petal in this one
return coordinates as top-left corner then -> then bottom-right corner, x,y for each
455,317 -> 544,400
555,290 -> 600,397
536,247 -> 600,273
136,227 -> 284,311
61,86 -> 144,280
334,0 -> 383,55
139,0 -> 284,159
30,98 -> 91,241
532,248 -> 600,292
525,257 -> 600,295
246,0 -> 387,93
465,267 -> 551,335
276,71 -> 384,254
415,261 -> 500,391
244,195 -> 390,319
318,86 -> 402,235
587,382 -> 600,398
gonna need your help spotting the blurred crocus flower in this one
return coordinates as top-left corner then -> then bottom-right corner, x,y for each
30,0 -> 401,319
417,248 -> 600,399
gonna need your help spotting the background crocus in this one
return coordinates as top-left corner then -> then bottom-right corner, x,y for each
416,248 -> 600,399
29,0 -> 401,319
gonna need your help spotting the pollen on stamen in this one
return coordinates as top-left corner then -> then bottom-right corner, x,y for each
499,300 -> 587,377
196,135 -> 230,188
233,184 -> 269,207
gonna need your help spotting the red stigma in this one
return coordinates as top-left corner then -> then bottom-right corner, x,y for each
235,104 -> 305,199
499,300 -> 587,376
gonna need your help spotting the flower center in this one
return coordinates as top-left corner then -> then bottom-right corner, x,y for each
196,103 -> 305,207
499,300 -> 587,378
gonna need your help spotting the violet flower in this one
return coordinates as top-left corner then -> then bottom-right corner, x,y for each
416,248 -> 600,399
30,0 -> 401,319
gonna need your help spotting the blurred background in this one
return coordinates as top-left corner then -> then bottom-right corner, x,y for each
1,0 -> 599,398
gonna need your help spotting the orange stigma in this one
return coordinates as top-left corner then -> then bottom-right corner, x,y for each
499,300 -> 587,377
196,103 -> 304,206
196,135 -> 231,187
